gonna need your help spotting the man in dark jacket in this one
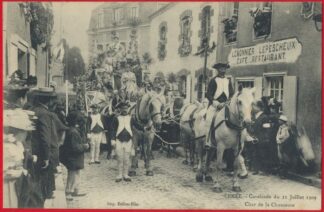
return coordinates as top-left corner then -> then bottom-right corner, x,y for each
250,100 -> 279,175
31,88 -> 59,200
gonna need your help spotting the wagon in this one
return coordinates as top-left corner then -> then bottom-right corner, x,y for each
153,97 -> 185,157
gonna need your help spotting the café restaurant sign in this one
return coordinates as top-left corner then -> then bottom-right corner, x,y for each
228,38 -> 302,67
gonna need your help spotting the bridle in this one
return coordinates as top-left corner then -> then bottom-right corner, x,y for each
135,94 -> 164,130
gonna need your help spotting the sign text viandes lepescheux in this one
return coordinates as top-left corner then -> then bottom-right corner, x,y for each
228,38 -> 302,67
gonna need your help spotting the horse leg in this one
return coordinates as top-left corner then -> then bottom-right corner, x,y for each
213,145 -> 225,193
129,131 -> 140,176
189,138 -> 195,166
238,154 -> 248,179
205,148 -> 216,182
145,132 -> 154,176
232,150 -> 242,192
182,132 -> 189,165
195,140 -> 204,182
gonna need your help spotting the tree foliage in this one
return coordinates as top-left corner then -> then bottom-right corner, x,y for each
63,47 -> 86,82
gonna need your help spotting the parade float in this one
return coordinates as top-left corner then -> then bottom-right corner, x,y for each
74,30 -> 145,113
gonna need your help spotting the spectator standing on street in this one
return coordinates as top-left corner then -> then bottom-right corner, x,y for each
60,112 -> 89,201
111,102 -> 133,182
87,104 -> 106,164
250,100 -> 279,175
276,115 -> 290,177
31,87 -> 59,201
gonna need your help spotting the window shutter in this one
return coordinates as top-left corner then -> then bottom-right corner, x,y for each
283,76 -> 297,124
186,75 -> 192,103
210,9 -> 214,16
8,44 -> 18,77
254,77 -> 263,100
29,54 -> 36,76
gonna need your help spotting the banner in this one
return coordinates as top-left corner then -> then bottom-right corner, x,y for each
228,38 -> 302,67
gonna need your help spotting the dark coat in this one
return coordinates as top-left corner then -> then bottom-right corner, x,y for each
31,104 -> 58,165
206,76 -> 234,105
60,127 -> 87,170
251,112 -> 279,143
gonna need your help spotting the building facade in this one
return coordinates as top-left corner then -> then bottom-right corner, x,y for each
87,2 -> 167,64
149,2 -> 221,104
216,2 -> 322,163
3,2 -> 53,87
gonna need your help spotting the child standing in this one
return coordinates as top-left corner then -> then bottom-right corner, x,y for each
276,115 -> 290,177
111,102 -> 133,182
87,104 -> 106,164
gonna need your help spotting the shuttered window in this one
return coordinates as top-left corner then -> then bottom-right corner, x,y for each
283,76 -> 297,123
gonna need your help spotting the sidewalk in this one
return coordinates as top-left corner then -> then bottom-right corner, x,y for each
44,166 -> 67,208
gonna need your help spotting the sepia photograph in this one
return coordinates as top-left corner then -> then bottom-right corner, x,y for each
2,1 -> 322,210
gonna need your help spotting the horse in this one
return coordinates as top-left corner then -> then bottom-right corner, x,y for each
278,124 -> 316,175
202,86 -> 255,192
179,101 -> 208,166
129,92 -> 165,176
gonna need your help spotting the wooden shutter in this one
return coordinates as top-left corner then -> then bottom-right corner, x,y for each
283,76 -> 297,124
254,77 -> 263,100
8,43 -> 18,77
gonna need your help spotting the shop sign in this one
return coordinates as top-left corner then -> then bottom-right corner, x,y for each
228,38 -> 302,67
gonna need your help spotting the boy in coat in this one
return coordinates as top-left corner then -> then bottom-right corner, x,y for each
61,112 -> 89,201
111,102 -> 133,182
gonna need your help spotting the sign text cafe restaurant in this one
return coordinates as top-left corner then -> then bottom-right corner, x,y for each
223,37 -> 321,164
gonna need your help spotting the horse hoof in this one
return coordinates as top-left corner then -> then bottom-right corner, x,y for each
128,171 -> 136,177
212,187 -> 222,193
205,175 -> 213,182
182,160 -> 189,165
232,186 -> 242,192
196,175 -> 204,182
146,171 -> 154,176
238,174 -> 248,179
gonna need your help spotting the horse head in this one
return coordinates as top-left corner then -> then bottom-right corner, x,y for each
230,85 -> 255,126
290,125 -> 316,168
148,93 -> 165,130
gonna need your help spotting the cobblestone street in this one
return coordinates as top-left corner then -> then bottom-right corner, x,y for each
62,151 -> 321,210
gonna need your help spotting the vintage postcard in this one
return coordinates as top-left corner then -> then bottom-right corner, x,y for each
2,1 -> 322,210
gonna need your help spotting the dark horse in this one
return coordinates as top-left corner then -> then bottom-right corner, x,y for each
129,92 -> 164,176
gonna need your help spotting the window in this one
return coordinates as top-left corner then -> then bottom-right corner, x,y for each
97,12 -> 104,28
233,2 -> 239,16
178,75 -> 187,98
158,22 -> 167,61
197,75 -> 205,101
199,6 -> 212,49
252,2 -> 272,38
131,7 -> 138,18
114,8 -> 122,22
178,10 -> 193,57
266,76 -> 283,111
237,79 -> 254,88
223,3 -> 239,44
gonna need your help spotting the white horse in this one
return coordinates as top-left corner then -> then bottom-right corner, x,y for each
208,86 -> 255,192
